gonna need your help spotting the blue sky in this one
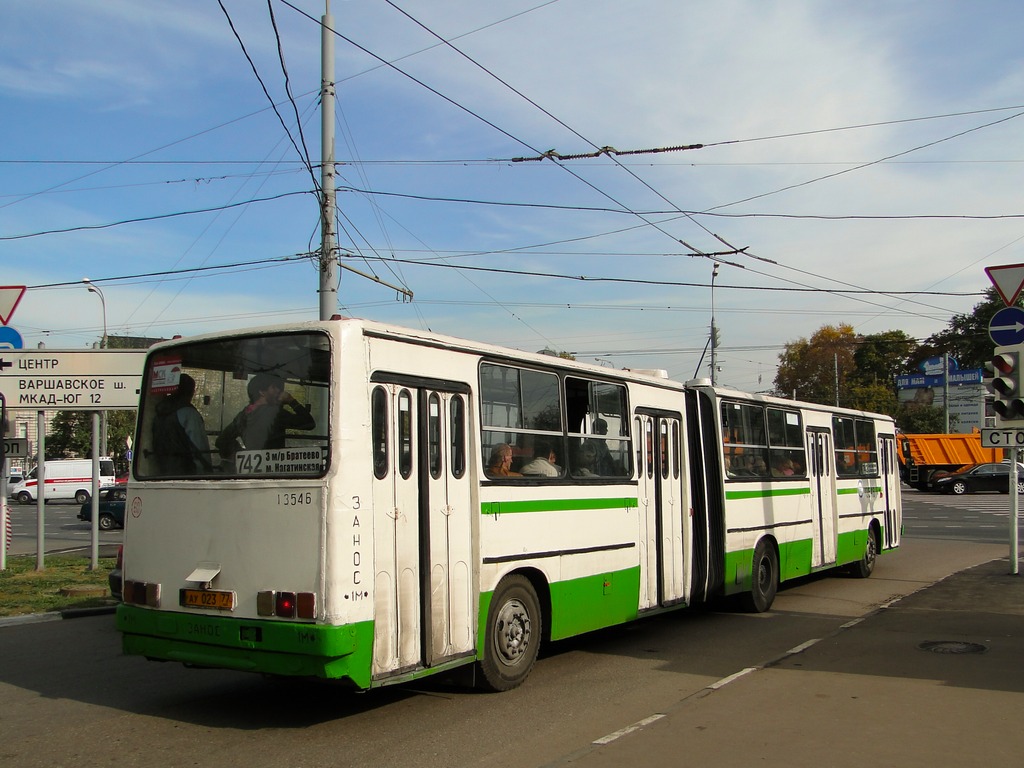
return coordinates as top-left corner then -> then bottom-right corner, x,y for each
2,0 -> 1023,392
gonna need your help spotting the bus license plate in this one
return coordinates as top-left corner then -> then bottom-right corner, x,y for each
179,588 -> 235,611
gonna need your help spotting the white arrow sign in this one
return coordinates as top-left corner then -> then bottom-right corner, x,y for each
991,320 -> 1024,334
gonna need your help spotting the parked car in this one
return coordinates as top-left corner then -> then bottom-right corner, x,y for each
109,545 -> 123,601
77,484 -> 127,530
932,463 -> 1024,495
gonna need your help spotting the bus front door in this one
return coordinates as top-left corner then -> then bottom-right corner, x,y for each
807,428 -> 837,568
370,382 -> 475,681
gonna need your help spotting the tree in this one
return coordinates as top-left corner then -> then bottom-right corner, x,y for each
844,330 -> 919,413
46,410 -> 136,474
774,324 -> 858,406
919,286 -> 1014,371
896,403 -> 951,433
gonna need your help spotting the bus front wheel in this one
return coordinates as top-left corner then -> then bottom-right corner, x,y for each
741,539 -> 778,613
478,575 -> 542,692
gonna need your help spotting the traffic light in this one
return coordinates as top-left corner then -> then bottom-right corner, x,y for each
989,345 -> 1024,424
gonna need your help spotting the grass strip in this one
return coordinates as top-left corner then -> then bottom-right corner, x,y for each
0,555 -> 118,617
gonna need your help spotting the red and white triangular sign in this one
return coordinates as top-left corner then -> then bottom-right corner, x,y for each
0,286 -> 26,325
985,264 -> 1024,307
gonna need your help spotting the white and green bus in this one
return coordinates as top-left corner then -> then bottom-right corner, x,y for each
116,318 -> 900,691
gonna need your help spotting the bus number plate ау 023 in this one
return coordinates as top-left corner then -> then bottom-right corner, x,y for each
179,588 -> 236,611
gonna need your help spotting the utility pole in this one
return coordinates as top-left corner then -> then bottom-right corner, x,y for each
318,1 -> 338,321
710,262 -> 720,385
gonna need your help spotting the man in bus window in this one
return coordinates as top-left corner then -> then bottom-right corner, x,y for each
153,374 -> 211,474
486,444 -> 522,477
587,418 -> 620,475
217,373 -> 315,457
521,440 -> 561,477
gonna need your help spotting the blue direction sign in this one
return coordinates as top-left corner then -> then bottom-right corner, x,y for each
0,327 -> 23,350
990,306 -> 1024,346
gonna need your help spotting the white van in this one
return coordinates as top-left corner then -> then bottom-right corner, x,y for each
10,458 -> 116,504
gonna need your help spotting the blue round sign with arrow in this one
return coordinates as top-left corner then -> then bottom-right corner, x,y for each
990,306 -> 1024,346
0,326 -> 23,350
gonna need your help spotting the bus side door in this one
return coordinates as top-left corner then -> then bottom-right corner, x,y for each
878,434 -> 900,549
806,428 -> 837,568
370,381 -> 475,681
634,410 -> 685,610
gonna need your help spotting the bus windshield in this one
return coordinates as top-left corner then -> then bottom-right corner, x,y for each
134,331 -> 331,480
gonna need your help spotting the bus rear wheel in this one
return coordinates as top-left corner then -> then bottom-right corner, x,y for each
849,525 -> 878,579
741,539 -> 778,613
477,575 -> 541,692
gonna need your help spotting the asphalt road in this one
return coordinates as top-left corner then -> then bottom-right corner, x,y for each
3,498 -> 122,558
902,485 -> 1024,544
0,488 -> 1015,767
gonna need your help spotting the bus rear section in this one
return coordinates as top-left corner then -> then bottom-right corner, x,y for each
690,384 -> 901,612
114,327 -> 381,685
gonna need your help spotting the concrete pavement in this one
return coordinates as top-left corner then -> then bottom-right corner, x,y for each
566,556 -> 1024,767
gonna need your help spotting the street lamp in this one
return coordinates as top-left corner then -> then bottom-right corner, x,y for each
82,278 -> 109,458
82,278 -> 107,349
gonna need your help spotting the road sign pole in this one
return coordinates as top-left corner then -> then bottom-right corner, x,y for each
1,392 -> 6,571
35,410 -> 45,571
90,411 -> 100,571
1013,452 -> 1020,576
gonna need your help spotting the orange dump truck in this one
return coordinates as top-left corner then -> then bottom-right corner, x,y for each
898,430 -> 1005,491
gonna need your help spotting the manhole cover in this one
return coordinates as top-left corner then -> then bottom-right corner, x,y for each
918,640 -> 987,655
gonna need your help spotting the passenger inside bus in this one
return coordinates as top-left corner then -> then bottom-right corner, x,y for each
152,374 -> 212,474
586,418 -> 620,475
520,440 -> 561,477
486,443 -> 522,477
572,442 -> 600,477
772,457 -> 796,477
216,373 -> 316,458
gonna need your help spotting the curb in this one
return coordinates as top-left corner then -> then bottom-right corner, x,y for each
0,604 -> 117,628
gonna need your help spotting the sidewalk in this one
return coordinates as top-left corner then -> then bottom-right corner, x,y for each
571,557 -> 1024,767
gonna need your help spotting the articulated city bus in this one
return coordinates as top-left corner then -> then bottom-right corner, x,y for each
116,318 -> 900,691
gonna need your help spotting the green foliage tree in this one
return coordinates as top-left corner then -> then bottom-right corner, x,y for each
896,403 -> 951,433
45,410 -> 136,473
844,330 -> 919,413
918,286 -> 1013,370
774,324 -> 859,406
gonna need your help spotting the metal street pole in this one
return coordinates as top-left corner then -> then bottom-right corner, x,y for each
318,1 -> 339,321
710,262 -> 719,385
1012,449 -> 1019,575
83,278 -> 108,457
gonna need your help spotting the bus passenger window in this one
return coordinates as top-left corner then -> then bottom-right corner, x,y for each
450,395 -> 466,479
398,390 -> 413,479
371,387 -> 388,479
428,393 -> 442,480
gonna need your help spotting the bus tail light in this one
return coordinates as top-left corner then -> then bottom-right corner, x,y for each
123,580 -> 161,607
257,590 -> 316,620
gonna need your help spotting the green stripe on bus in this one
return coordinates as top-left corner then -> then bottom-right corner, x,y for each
836,486 -> 882,496
481,497 -> 639,515
117,605 -> 375,688
723,525 -> 881,594
725,487 -> 810,500
477,565 -> 642,649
